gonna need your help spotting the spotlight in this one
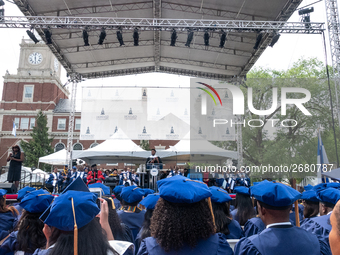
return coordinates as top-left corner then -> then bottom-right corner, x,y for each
253,32 -> 263,50
219,30 -> 226,48
204,31 -> 210,46
44,29 -> 52,44
116,30 -> 124,46
26,30 -> 39,44
269,33 -> 280,47
298,7 -> 314,15
170,29 -> 177,46
83,29 -> 89,46
133,28 -> 139,46
185,29 -> 194,47
98,28 -> 106,45
298,7 -> 314,29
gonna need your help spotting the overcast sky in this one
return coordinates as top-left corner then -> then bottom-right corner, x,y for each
0,0 -> 336,107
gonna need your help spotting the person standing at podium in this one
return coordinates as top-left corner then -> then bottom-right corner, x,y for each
6,145 -> 24,189
146,149 -> 162,169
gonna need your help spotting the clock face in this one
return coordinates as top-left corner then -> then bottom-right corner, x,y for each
54,58 -> 59,71
28,52 -> 43,65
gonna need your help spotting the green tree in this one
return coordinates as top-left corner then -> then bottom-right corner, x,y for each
21,111 -> 54,170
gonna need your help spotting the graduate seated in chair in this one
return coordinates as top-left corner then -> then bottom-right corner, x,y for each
300,189 -> 319,225
46,167 -> 62,194
231,186 -> 256,226
234,181 -> 331,255
13,186 -> 36,217
0,189 -> 54,255
137,175 -> 233,255
0,189 -> 19,241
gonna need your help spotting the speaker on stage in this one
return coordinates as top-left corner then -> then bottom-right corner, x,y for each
0,183 -> 17,194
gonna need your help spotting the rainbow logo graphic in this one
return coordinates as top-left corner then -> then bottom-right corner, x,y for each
196,82 -> 223,106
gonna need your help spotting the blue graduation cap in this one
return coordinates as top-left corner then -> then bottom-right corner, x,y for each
139,193 -> 160,210
40,177 -> 90,222
88,183 -> 110,196
317,188 -> 340,205
234,186 -> 250,195
62,176 -> 90,194
301,190 -> 319,203
313,183 -> 327,193
43,190 -> 100,231
209,186 -> 232,203
113,185 -> 124,195
157,175 -> 211,204
73,166 -> 77,170
120,186 -> 144,203
0,189 -> 7,198
20,189 -> 54,213
17,186 -> 36,201
326,183 -> 340,189
250,181 -> 301,207
253,182 -> 261,186
142,188 -> 155,196
304,184 -> 314,191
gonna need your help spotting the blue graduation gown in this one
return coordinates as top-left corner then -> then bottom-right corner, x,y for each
243,217 -> 266,238
226,219 -> 244,239
234,225 -> 325,255
300,214 -> 332,245
114,198 -> 122,210
137,233 -> 233,255
117,210 -> 146,240
0,211 -> 18,238
33,248 -> 51,255
0,231 -> 18,255
231,209 -> 239,222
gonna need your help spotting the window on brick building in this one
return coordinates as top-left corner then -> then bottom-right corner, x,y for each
24,85 -> 34,99
75,119 -> 81,130
73,143 -> 83,150
57,119 -> 66,130
21,118 -> 29,130
30,118 -> 35,129
55,143 -> 65,152
14,118 -> 20,129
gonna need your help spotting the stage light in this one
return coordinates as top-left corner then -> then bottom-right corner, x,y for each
219,30 -> 226,48
83,29 -> 89,46
116,30 -> 124,46
253,32 -> 263,50
133,28 -> 139,46
44,29 -> 52,44
269,33 -> 280,47
185,29 -> 194,47
98,28 -> 106,45
26,30 -> 39,44
204,30 -> 210,46
298,7 -> 314,16
170,29 -> 177,46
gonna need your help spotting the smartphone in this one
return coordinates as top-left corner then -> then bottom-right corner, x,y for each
89,187 -> 103,210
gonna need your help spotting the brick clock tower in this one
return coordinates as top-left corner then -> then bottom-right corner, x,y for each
0,39 -> 88,168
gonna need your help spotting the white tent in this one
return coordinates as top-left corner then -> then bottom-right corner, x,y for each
38,149 -> 82,166
159,132 -> 238,163
77,129 -> 149,164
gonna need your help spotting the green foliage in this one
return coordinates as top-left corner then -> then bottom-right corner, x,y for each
21,111 -> 54,171
213,57 -> 339,180
140,140 -> 150,150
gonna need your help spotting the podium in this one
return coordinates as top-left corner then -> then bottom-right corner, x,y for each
138,164 -> 163,191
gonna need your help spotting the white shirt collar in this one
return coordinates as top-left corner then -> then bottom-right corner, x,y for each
327,210 -> 333,215
266,222 -> 292,229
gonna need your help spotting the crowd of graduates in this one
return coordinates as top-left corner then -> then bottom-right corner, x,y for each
1,168 -> 340,254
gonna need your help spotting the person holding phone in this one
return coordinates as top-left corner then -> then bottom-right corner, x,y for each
6,145 -> 24,189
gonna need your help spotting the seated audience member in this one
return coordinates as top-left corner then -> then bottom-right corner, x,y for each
13,186 -> 36,216
119,168 -> 133,186
0,189 -> 53,255
103,196 -> 134,243
0,189 -> 19,240
113,185 -> 125,210
46,167 -> 62,194
300,188 -> 340,252
135,194 -> 160,253
300,189 -> 319,225
329,200 -> 340,254
243,217 -> 266,238
87,164 -> 105,185
231,186 -> 255,226
33,191 -> 134,255
234,181 -> 331,255
75,166 -> 87,183
137,175 -> 233,255
117,186 -> 146,239
210,186 -> 244,239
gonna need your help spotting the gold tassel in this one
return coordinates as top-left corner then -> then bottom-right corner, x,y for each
108,197 -> 115,210
294,200 -> 300,227
207,197 -> 216,232
71,198 -> 78,255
